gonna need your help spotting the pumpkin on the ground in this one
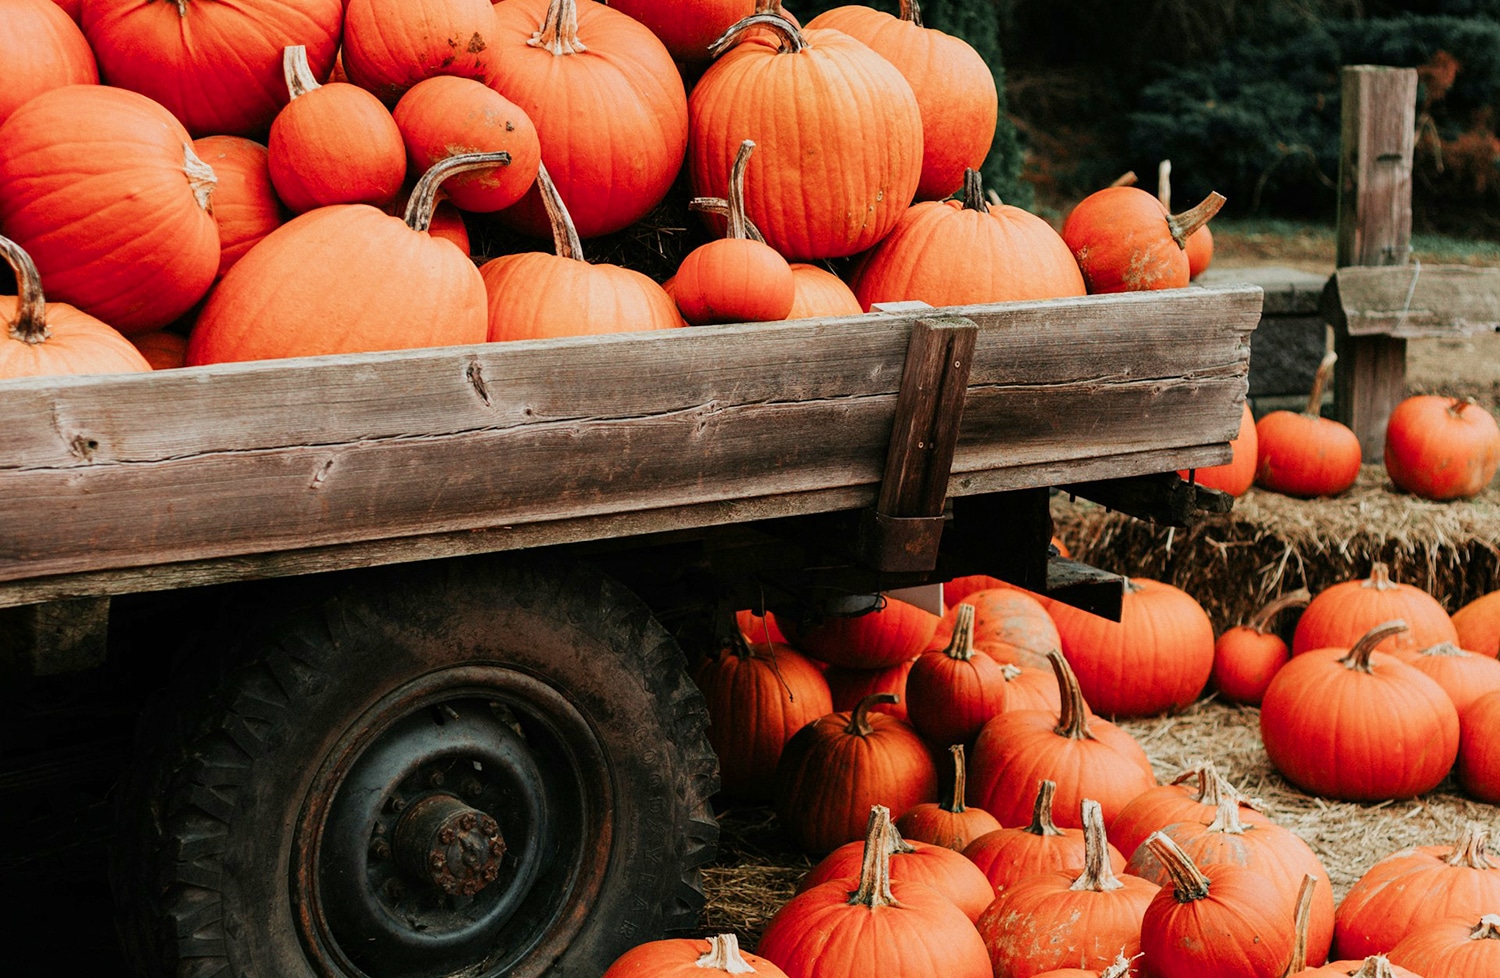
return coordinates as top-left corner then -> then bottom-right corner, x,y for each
1212,588 -> 1311,705
601,933 -> 790,978
1408,641 -> 1500,715
192,136 -> 287,280
1106,761 -> 1273,864
894,745 -> 1002,852
962,779 -> 1126,899
905,604 -> 1013,747
1458,688 -> 1500,803
341,0 -> 500,104
1292,562 -> 1457,660
1182,401 -> 1257,496
784,594 -> 940,670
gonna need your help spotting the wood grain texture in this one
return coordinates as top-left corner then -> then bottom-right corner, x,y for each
0,286 -> 1260,595
1323,265 -> 1500,337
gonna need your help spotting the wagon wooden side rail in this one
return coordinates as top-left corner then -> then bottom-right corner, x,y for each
0,284 -> 1261,609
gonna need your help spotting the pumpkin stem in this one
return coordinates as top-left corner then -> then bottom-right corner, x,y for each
1247,588 -> 1312,633
1189,766 -> 1268,815
688,197 -> 767,243
1450,396 -> 1479,418
725,140 -> 756,241
282,45 -> 321,100
848,805 -> 900,909
696,934 -> 757,973
1472,915 -> 1500,940
1024,779 -> 1066,837
527,160 -> 584,261
405,152 -> 512,234
1100,954 -> 1139,978
1069,799 -> 1125,893
960,169 -> 986,213
1000,662 -> 1022,681
898,0 -> 923,26
1203,788 -> 1248,836
1169,761 -> 1219,798
1304,351 -> 1338,417
1338,619 -> 1409,674
942,603 -> 977,662
1166,191 -> 1226,249
845,693 -> 897,737
1419,641 -> 1467,659
1281,874 -> 1318,977
529,0 -> 587,56
173,0 -> 187,15
710,12 -> 805,57
1157,159 -> 1172,209
1046,649 -> 1095,742
183,142 -> 217,215
885,817 -> 919,855
1145,831 -> 1211,903
0,235 -> 50,345
941,744 -> 969,814
1444,822 -> 1496,869
1109,171 -> 1139,188
1362,562 -> 1399,592
1347,958 -> 1402,978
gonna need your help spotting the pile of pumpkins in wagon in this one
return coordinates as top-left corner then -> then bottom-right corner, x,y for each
7,0 -> 1500,975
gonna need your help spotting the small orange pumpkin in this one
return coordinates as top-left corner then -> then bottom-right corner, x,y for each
393,76 -> 541,214
1061,184 -> 1224,294
1212,588 -> 1311,706
1384,394 -> 1500,501
787,263 -> 863,319
192,135 -> 287,280
1255,351 -> 1363,498
894,745 -> 1002,852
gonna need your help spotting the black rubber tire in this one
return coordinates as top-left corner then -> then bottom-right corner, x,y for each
111,554 -> 719,978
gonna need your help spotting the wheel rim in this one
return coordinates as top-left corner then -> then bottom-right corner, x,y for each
292,665 -> 611,978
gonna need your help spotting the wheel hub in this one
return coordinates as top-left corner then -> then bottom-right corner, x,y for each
392,793 -> 506,897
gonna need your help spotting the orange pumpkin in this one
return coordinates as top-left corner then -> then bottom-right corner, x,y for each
128,330 -> 189,371
1211,588 -> 1311,706
1158,159 -> 1213,278
787,263 -> 863,319
1061,185 -> 1224,294
853,169 -> 1087,310
602,934 -> 789,978
341,0 -> 500,104
825,658 -> 915,721
1389,914 -> 1500,978
605,0 -> 755,63
806,0 -> 997,201
1408,641 -> 1500,715
688,11 -> 923,260
1182,401 -> 1258,496
0,0 -> 96,128
191,136 -> 287,280
268,45 -> 407,213
904,603 -> 1012,747
673,140 -> 794,326
1107,761 -> 1274,864
1255,351 -> 1362,497
1458,690 -> 1500,803
783,593 -> 941,669
894,745 -> 1001,852
1291,562 -> 1458,660
0,235 -> 151,379
489,0 -> 688,239
82,0 -> 342,137
0,85 -> 220,335
1384,394 -> 1500,501
188,154 -> 498,364
480,163 -> 684,341
962,779 -> 1127,899
393,76 -> 541,214
1453,589 -> 1500,658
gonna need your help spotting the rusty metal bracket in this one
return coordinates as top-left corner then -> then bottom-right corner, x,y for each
857,316 -> 978,572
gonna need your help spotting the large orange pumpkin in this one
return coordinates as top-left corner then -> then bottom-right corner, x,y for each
480,163 -> 684,341
782,593 -> 940,669
904,603 -> 1012,747
341,0 -> 500,105
1291,562 -> 1458,660
688,11 -> 923,260
0,0 -> 96,128
488,0 -> 688,240
1384,394 -> 1500,501
82,0 -> 342,137
267,45 -> 408,213
1459,689 -> 1500,803
853,169 -> 1086,311
0,85 -> 220,336
0,235 -> 152,379
191,135 -> 287,280
805,0 -> 997,201
188,154 -> 499,364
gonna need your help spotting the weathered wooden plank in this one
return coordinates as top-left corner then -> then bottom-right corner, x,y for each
1334,65 -> 1418,462
0,286 -> 1260,591
1323,265 -> 1500,337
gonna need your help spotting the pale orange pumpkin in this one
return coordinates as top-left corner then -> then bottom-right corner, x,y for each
393,76 -> 541,214
0,0 -> 97,128
191,135 -> 287,280
480,162 -> 684,341
341,0 -> 501,104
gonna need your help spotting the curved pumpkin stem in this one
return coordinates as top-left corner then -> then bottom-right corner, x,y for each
1024,779 -> 1066,837
1450,396 -> 1480,419
1166,191 -> 1226,249
527,160 -> 584,261
696,934 -> 757,973
960,169 -> 987,213
884,816 -> 919,855
725,140 -> 756,241
1,235 -> 51,345
688,197 -> 767,244
1304,351 -> 1338,417
1247,588 -> 1312,633
1069,799 -> 1124,893
405,152 -> 513,234
1145,831 -> 1211,903
940,744 -> 969,814
710,12 -> 805,57
942,603 -> 978,662
1281,874 -> 1318,977
1444,822 -> 1496,870
899,0 -> 923,27
849,805 -> 900,909
1109,171 -> 1139,188
1045,649 -> 1095,741
845,692 -> 897,737
1157,159 -> 1173,209
1338,619 -> 1409,674
282,45 -> 321,100
529,0 -> 587,56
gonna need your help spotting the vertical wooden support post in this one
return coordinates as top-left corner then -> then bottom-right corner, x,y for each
1333,65 -> 1417,462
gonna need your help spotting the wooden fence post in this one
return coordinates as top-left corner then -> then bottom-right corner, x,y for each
1332,65 -> 1417,462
